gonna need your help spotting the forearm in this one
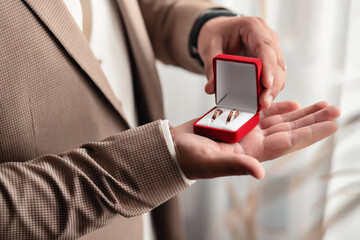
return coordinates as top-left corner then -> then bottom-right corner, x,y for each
0,121 -> 189,239
138,0 -> 220,73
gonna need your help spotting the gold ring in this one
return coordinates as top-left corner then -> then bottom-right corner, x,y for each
211,109 -> 223,122
226,109 -> 239,124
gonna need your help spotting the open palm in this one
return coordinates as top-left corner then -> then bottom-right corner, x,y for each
171,101 -> 340,180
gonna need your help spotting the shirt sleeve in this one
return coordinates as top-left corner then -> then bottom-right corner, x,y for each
160,120 -> 196,185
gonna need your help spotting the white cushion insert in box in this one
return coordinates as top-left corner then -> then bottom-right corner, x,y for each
196,107 -> 255,131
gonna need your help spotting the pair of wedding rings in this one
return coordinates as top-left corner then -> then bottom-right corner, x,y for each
211,109 -> 239,124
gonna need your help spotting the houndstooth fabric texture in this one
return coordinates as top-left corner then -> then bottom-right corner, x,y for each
0,1 -> 197,239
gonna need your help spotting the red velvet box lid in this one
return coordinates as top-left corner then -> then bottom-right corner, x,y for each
193,54 -> 262,143
214,54 -> 262,113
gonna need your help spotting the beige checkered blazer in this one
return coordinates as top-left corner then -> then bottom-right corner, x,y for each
0,0 -> 216,239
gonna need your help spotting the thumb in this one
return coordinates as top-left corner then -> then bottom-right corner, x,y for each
212,152 -> 266,179
202,44 -> 223,94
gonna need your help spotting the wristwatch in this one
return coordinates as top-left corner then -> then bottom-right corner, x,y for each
188,8 -> 239,67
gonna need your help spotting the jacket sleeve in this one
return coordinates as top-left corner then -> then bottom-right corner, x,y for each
138,0 -> 221,74
0,121 -> 190,239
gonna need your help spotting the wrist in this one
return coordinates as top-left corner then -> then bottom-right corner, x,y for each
169,123 -> 196,183
188,8 -> 238,67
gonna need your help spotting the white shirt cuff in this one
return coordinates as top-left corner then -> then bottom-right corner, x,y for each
160,120 -> 196,186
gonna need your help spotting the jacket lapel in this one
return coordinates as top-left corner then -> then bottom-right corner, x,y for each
22,0 -> 130,128
115,0 -> 165,122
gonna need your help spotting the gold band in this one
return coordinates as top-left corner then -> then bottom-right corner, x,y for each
211,109 -> 223,122
226,109 -> 239,124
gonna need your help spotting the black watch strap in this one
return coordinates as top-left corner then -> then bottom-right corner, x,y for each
189,8 -> 238,67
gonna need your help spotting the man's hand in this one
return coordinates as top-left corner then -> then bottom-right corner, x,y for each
171,101 -> 340,180
197,16 -> 286,108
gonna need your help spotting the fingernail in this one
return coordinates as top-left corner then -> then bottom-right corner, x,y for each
268,73 -> 274,87
266,95 -> 273,106
283,62 -> 287,71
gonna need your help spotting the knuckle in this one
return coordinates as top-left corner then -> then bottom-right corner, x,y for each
244,16 -> 262,26
263,39 -> 272,47
254,39 -> 272,54
255,17 -> 265,24
277,59 -> 287,72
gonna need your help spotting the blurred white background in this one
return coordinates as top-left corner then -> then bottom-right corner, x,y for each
158,0 -> 360,239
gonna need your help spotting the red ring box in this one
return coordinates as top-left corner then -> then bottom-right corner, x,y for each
193,54 -> 262,143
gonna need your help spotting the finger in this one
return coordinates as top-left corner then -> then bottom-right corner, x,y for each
261,101 -> 329,129
242,20 -> 285,108
239,17 -> 277,89
256,42 -> 277,88
260,100 -> 300,119
202,40 -> 223,94
255,42 -> 282,108
259,61 -> 285,109
288,121 -> 338,151
263,121 -> 338,160
277,59 -> 287,92
211,152 -> 265,179
204,67 -> 215,94
267,63 -> 286,104
264,105 -> 341,136
259,88 -> 272,109
271,32 -> 287,91
273,39 -> 287,72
